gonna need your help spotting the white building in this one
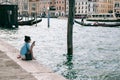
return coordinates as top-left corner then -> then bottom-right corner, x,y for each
75,0 -> 88,18
66,0 -> 88,18
88,0 -> 98,16
65,0 -> 69,16
114,0 -> 120,18
114,0 -> 120,13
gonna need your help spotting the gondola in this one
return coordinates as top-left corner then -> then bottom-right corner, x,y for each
18,17 -> 23,21
30,18 -> 42,25
18,18 -> 35,26
74,20 -> 120,27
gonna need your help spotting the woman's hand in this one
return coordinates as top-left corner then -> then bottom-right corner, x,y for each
31,41 -> 35,47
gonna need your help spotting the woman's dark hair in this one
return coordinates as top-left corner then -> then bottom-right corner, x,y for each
24,36 -> 31,42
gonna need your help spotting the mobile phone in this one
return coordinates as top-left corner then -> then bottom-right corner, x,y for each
33,41 -> 35,44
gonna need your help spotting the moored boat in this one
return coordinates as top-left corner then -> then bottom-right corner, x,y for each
86,13 -> 120,22
31,18 -> 42,25
18,17 -> 23,21
18,18 -> 42,26
18,18 -> 35,26
74,20 -> 120,27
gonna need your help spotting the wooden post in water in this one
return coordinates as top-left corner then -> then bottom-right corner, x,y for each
47,7 -> 50,28
67,0 -> 75,55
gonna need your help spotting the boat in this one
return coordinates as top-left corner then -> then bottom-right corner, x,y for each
18,17 -> 23,21
86,13 -> 120,22
18,18 -> 42,26
30,18 -> 42,25
18,18 -> 35,26
74,20 -> 120,27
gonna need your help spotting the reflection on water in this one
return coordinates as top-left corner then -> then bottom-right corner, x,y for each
0,18 -> 120,80
0,28 -> 18,42
62,55 -> 77,80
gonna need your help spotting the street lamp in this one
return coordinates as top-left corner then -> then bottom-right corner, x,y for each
47,7 -> 50,28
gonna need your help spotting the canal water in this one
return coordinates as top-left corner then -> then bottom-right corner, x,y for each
0,18 -> 120,80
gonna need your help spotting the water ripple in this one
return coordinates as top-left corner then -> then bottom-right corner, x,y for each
0,18 -> 120,80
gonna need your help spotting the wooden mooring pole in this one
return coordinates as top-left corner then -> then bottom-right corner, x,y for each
67,0 -> 75,55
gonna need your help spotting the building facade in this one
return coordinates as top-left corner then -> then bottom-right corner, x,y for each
114,0 -> 120,13
1,0 -> 40,17
39,0 -> 66,17
39,0 -> 50,17
114,0 -> 120,18
65,0 -> 69,16
55,0 -> 66,16
39,0 -> 56,17
96,0 -> 113,14
75,0 -> 88,18
29,0 -> 40,16
0,0 -> 120,18
88,0 -> 98,15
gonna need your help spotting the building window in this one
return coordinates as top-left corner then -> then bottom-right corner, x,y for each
82,2 -> 83,5
62,7 -> 64,10
32,3 -> 36,11
59,6 -> 61,10
24,3 -> 28,10
59,1 -> 61,4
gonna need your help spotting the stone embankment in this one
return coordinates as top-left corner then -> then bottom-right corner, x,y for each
0,39 -> 67,80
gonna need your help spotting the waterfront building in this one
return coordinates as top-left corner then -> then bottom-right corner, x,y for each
39,0 -> 66,17
39,0 -> 56,17
0,0 -> 40,17
96,0 -> 113,14
87,0 -> 113,19
0,0 -> 17,4
20,0 -> 40,17
87,0 -> 120,15
86,0 -> 120,22
88,0 -> 97,15
66,0 -> 89,18
19,0 -> 29,16
114,0 -> 120,18
29,0 -> 40,17
65,0 -> 69,16
54,0 -> 66,17
114,0 -> 120,13
75,0 -> 88,18
1,0 -> 119,18
39,0 -> 50,17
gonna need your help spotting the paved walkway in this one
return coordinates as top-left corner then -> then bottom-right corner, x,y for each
0,50 -> 36,80
0,39 -> 67,80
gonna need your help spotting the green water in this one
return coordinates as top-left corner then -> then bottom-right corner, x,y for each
0,18 -> 120,80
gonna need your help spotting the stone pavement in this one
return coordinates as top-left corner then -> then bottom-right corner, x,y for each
0,39 -> 67,80
0,50 -> 37,80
